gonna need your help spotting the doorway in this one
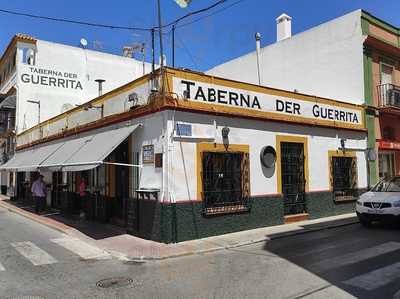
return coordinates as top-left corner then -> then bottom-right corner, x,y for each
379,152 -> 395,180
280,142 -> 306,215
110,139 -> 130,226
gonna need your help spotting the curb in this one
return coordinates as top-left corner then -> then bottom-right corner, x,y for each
0,200 -> 71,234
0,198 -> 359,262
120,218 -> 359,261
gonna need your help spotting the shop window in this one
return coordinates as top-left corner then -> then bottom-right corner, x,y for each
202,151 -> 250,215
331,156 -> 357,200
382,126 -> 395,141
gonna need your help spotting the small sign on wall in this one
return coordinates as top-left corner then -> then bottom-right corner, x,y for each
176,123 -> 192,137
155,153 -> 163,168
142,145 -> 154,164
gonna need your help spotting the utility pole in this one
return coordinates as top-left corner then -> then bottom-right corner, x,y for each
172,24 -> 176,68
151,28 -> 155,73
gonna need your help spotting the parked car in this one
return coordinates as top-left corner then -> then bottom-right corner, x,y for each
356,176 -> 400,227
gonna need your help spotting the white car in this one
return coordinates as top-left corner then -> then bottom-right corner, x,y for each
356,176 -> 400,227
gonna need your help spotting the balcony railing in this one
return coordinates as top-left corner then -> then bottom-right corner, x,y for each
377,83 -> 400,109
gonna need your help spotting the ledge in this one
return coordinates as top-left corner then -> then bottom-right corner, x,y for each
203,205 -> 250,217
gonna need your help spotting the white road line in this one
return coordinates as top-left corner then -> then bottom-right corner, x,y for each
51,238 -> 111,260
0,262 -> 5,271
11,241 -> 57,266
343,262 -> 400,291
312,241 -> 400,271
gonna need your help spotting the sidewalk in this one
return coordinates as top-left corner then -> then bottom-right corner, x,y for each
0,195 -> 358,261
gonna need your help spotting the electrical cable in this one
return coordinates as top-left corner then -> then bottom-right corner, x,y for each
175,0 -> 246,29
162,0 -> 228,28
0,8 -> 151,31
175,32 -> 199,69
0,0 -> 234,32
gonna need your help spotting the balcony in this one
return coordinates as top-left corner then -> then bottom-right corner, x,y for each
377,84 -> 400,111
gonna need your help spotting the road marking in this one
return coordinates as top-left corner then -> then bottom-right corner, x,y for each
293,237 -> 368,258
312,241 -> 400,271
51,238 -> 111,260
11,241 -> 57,266
343,262 -> 400,291
0,262 -> 5,271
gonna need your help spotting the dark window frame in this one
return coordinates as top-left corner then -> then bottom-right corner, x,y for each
331,156 -> 358,201
201,151 -> 250,216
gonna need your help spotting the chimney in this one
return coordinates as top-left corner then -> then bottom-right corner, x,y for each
276,13 -> 292,42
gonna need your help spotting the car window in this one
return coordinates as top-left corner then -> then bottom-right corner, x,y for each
387,178 -> 400,192
372,180 -> 388,192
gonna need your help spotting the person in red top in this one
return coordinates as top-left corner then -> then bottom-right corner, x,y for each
79,178 -> 86,219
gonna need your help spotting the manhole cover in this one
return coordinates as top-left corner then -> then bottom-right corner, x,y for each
10,296 -> 46,299
96,277 -> 133,289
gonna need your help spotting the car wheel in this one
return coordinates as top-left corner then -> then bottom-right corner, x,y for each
360,218 -> 372,227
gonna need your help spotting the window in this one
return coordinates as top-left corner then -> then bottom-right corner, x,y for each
202,151 -> 250,215
331,156 -> 357,200
373,177 -> 400,192
379,153 -> 395,180
382,126 -> 395,141
381,63 -> 393,86
22,48 -> 35,65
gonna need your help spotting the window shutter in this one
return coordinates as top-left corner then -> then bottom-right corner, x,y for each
241,152 -> 250,198
351,157 -> 358,190
330,157 -> 335,191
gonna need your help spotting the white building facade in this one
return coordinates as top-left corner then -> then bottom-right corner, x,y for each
1,68 -> 368,242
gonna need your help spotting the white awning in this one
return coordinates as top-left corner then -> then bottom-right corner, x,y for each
0,142 -> 64,171
39,123 -> 142,172
0,123 -> 142,172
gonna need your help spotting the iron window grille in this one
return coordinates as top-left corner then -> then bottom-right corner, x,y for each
331,156 -> 357,200
280,142 -> 307,215
202,152 -> 249,215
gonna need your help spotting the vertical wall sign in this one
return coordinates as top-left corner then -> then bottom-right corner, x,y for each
143,145 -> 155,164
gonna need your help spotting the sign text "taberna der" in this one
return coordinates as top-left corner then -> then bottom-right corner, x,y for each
20,66 -> 83,90
177,79 -> 361,125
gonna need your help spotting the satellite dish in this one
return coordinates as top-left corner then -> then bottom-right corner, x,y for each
61,103 -> 74,113
80,38 -> 88,48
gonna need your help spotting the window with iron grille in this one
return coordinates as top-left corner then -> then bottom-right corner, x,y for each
202,151 -> 250,215
331,156 -> 357,200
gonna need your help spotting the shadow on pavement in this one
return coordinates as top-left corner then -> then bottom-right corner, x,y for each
4,199 -> 125,240
263,217 -> 400,299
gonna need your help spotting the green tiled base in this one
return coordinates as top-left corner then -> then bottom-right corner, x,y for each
127,190 -> 364,244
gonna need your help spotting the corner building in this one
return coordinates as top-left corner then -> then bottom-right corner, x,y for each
2,68 -> 367,243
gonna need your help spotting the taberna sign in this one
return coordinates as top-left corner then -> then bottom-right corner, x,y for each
173,77 -> 364,129
19,66 -> 83,90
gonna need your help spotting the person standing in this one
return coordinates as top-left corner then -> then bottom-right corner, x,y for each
31,174 -> 47,214
79,177 -> 87,219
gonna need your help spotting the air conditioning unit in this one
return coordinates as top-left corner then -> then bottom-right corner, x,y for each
387,88 -> 400,107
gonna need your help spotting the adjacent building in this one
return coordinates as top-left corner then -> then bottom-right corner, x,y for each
0,33 -> 153,190
207,9 -> 400,185
1,68 -> 367,242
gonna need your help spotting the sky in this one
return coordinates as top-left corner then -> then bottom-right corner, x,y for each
0,0 -> 399,72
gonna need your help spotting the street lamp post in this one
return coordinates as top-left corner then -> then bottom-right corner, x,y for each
171,0 -> 192,68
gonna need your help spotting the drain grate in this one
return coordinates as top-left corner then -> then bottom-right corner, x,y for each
96,277 -> 133,289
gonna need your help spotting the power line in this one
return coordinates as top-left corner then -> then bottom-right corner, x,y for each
176,0 -> 246,29
176,32 -> 200,69
0,8 -> 151,31
162,0 -> 228,28
0,1 -> 235,32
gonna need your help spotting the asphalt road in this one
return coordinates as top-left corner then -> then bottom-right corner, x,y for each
1,206 -> 400,299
